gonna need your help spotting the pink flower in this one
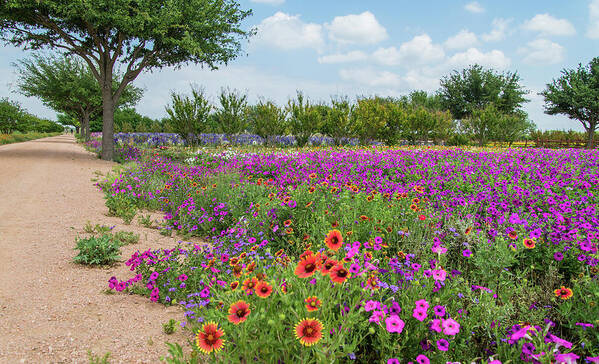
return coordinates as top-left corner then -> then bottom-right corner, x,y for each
547,333 -> 572,349
509,325 -> 531,343
385,315 -> 405,333
433,305 -> 446,317
432,269 -> 447,281
413,308 -> 427,322
415,299 -> 429,310
416,354 -> 430,364
364,300 -> 378,312
431,245 -> 447,254
554,352 -> 579,364
436,339 -> 449,351
430,319 -> 442,333
442,318 -> 460,335
369,310 -> 385,323
489,360 -> 502,364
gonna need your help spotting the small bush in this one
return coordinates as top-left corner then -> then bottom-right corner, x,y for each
163,319 -> 178,335
105,194 -> 138,224
73,234 -> 120,266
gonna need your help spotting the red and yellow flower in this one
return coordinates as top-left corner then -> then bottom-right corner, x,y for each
554,286 -> 573,300
294,254 -> 321,278
195,322 -> 225,354
304,296 -> 322,312
523,238 -> 536,249
325,229 -> 343,251
295,318 -> 323,346
242,277 -> 258,292
255,281 -> 273,298
227,300 -> 251,324
329,264 -> 351,284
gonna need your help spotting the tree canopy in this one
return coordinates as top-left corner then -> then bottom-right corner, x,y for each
541,57 -> 599,148
438,64 -> 529,120
1,0 -> 253,159
15,54 -> 142,140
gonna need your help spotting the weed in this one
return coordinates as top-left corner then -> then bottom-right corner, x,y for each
112,231 -> 139,246
163,319 -> 178,335
138,214 -> 153,228
73,235 -> 120,266
106,194 -> 137,224
87,350 -> 111,364
161,343 -> 199,364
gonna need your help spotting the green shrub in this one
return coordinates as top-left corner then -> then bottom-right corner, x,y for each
73,234 -> 120,266
112,231 -> 139,246
105,194 -> 138,224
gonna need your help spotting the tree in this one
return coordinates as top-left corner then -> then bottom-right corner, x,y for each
213,88 -> 248,135
491,111 -> 536,146
165,87 -> 212,146
438,64 -> 529,120
246,100 -> 287,145
0,98 -> 23,133
1,1 -> 253,160
321,97 -> 354,146
541,57 -> 599,148
287,91 -> 321,147
15,54 -> 142,141
463,104 -> 502,146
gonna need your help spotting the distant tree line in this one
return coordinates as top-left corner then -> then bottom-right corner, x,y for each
0,98 -> 63,134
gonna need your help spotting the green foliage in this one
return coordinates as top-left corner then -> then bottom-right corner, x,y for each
541,57 -> 599,148
14,54 -> 142,140
87,351 -> 111,364
246,100 -> 287,144
286,91 -> 322,147
112,231 -> 139,246
114,108 -> 155,133
0,0 -> 253,160
352,96 -> 400,145
438,64 -> 529,120
166,87 -> 213,145
0,131 -> 61,145
161,342 -> 200,364
163,319 -> 179,335
321,97 -> 354,145
105,194 -> 138,224
213,88 -> 248,135
73,234 -> 120,266
138,214 -> 153,228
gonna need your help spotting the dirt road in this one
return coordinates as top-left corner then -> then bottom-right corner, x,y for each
0,135 -> 186,363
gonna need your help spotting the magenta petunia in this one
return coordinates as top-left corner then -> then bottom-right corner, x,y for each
385,315 -> 405,334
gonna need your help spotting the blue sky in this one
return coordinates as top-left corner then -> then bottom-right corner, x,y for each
1,0 -> 598,130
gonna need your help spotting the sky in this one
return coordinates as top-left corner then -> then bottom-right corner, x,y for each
1,0 -> 598,131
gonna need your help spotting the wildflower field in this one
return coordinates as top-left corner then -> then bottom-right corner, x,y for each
99,139 -> 599,363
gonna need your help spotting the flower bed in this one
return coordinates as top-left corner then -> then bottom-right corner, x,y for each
103,146 -> 599,363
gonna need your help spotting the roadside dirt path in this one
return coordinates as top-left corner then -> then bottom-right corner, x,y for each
0,135 -> 187,363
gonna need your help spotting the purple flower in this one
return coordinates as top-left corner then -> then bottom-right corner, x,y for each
433,305 -> 446,317
462,249 -> 472,257
436,339 -> 449,351
554,251 -> 564,261
385,315 -> 405,333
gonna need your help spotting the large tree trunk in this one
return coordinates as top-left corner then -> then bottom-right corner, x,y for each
101,79 -> 115,161
586,123 -> 596,149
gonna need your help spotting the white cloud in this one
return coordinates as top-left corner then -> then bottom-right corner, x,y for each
482,18 -> 511,42
317,51 -> 368,64
587,0 -> 599,39
518,39 -> 564,64
522,14 -> 576,36
448,48 -> 511,69
250,0 -> 284,4
444,30 -> 478,50
403,68 -> 441,91
339,68 -> 401,88
373,34 -> 444,66
464,2 -> 484,13
326,11 -> 388,45
252,12 -> 324,51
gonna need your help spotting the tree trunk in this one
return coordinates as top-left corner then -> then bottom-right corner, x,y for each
101,82 -> 115,161
82,112 -> 91,142
586,123 -> 596,149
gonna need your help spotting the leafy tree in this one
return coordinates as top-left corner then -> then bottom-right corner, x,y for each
352,96 -> 403,146
541,57 -> 599,148
213,88 -> 248,135
165,87 -> 212,145
321,97 -> 354,146
463,104 -> 502,146
15,54 -> 142,141
438,64 -> 529,120
0,98 -> 23,133
114,108 -> 154,133
491,111 -> 536,146
0,1 -> 253,159
287,91 -> 322,147
246,100 -> 287,145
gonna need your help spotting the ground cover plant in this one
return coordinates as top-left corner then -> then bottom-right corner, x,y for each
102,143 -> 599,363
